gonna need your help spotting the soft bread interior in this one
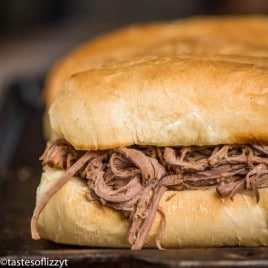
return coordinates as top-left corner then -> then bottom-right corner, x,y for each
37,166 -> 268,248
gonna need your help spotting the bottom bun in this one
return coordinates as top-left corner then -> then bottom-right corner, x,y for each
36,166 -> 268,248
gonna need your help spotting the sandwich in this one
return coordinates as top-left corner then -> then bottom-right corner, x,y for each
31,17 -> 268,250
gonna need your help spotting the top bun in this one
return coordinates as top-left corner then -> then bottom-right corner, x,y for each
48,53 -> 268,150
44,16 -> 268,105
45,16 -> 268,150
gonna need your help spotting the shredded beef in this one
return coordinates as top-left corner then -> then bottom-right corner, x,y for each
32,139 -> 268,249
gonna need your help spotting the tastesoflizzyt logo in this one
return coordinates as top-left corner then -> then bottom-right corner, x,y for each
0,257 -> 68,268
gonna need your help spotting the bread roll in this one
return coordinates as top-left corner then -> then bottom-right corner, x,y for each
48,54 -> 268,150
44,15 -> 268,106
37,166 -> 268,248
43,16 -> 268,141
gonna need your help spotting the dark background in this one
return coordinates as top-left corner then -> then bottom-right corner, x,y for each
1,0 -> 268,37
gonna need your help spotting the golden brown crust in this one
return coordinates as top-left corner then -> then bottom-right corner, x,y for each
37,167 -> 268,248
48,54 -> 268,150
44,15 -> 268,105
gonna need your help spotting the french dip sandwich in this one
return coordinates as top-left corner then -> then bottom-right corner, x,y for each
31,16 -> 268,250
